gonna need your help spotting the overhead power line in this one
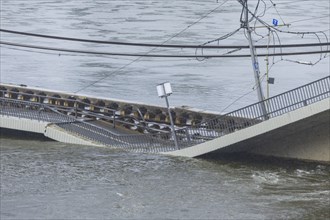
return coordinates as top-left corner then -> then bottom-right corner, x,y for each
238,0 -> 329,37
73,0 -> 231,93
1,40 -> 329,58
1,29 -> 329,49
289,15 -> 330,24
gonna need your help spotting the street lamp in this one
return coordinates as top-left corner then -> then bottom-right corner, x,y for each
156,82 -> 179,150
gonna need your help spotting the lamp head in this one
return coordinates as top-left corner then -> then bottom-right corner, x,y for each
157,82 -> 172,97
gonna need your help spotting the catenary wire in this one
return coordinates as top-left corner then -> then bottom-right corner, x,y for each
73,0 -> 231,92
1,28 -> 329,49
1,40 -> 329,58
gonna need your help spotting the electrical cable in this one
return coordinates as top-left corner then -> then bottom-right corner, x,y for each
74,0 -> 231,92
258,0 -> 267,18
269,0 -> 287,25
237,0 -> 329,67
289,15 -> 330,24
241,1 -> 329,37
201,27 -> 242,45
219,88 -> 257,114
1,28 -> 329,49
0,45 -> 138,61
1,40 -> 329,58
0,1 -> 232,50
274,0 -> 311,5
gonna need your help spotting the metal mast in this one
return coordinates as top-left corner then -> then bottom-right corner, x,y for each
241,0 -> 268,118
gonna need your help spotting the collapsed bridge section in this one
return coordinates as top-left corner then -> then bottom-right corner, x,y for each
0,76 -> 329,162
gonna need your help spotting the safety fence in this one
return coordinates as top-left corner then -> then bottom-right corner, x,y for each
0,98 -> 74,123
0,97 -> 182,152
0,76 -> 329,152
175,76 -> 330,146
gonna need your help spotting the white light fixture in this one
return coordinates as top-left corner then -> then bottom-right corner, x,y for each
157,82 -> 172,98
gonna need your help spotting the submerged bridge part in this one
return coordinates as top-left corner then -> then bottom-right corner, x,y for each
164,98 -> 330,162
0,76 -> 329,162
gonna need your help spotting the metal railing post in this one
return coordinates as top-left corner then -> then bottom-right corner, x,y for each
113,110 -> 116,128
185,127 -> 191,143
74,101 -> 77,119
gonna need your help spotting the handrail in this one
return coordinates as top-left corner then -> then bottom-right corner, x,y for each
0,97 -> 179,151
0,89 -> 177,133
174,76 -> 330,148
1,76 -> 329,152
0,90 -> 117,113
0,98 -> 75,123
0,96 -> 172,135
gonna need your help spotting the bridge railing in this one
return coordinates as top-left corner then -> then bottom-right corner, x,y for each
0,97 -> 75,123
0,90 -> 117,118
1,76 -> 329,152
0,96 -> 180,152
0,89 -> 178,134
174,76 -> 330,148
55,121 -> 178,152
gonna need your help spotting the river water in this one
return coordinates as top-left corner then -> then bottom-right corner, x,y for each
0,0 -> 329,219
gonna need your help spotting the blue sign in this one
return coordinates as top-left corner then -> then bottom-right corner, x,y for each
254,62 -> 259,70
272,19 -> 279,26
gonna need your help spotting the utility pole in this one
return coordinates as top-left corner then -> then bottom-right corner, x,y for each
240,0 -> 268,119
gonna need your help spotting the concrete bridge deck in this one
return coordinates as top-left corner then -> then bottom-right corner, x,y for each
1,76 -> 329,162
164,98 -> 330,162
